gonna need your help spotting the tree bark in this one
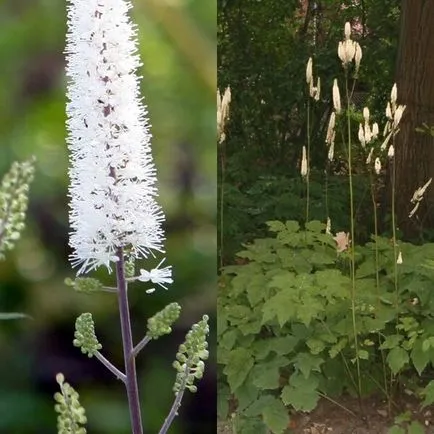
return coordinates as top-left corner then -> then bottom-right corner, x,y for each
394,0 -> 434,239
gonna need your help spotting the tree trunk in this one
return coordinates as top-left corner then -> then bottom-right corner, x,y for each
394,0 -> 434,239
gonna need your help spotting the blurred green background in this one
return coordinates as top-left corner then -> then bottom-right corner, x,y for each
0,0 -> 216,433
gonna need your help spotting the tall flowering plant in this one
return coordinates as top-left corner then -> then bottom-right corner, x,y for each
58,1 -> 209,433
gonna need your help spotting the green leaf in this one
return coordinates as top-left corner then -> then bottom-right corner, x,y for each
408,421 -> 425,434
251,363 -> 280,390
266,220 -> 286,233
291,352 -> 324,378
309,251 -> 335,266
253,336 -> 299,360
238,417 -> 267,434
217,384 -> 230,419
422,339 -> 431,352
386,347 -> 409,375
421,380 -> 434,408
281,372 -> 319,411
226,305 -> 251,324
243,393 -> 275,417
216,311 -> 228,336
246,274 -> 268,307
411,340 -> 430,375
235,381 -> 259,412
305,220 -> 325,233
219,329 -> 239,350
380,334 -> 403,350
356,259 -> 376,278
357,350 -> 369,360
306,338 -> 325,355
261,397 -> 289,434
0,312 -> 31,320
224,348 -> 255,392
285,221 -> 300,232
262,289 -> 296,327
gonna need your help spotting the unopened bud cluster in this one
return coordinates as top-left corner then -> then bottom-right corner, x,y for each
0,158 -> 35,259
73,313 -> 102,357
146,302 -> 181,339
54,373 -> 87,434
124,257 -> 136,278
173,315 -> 209,394
65,277 -> 103,294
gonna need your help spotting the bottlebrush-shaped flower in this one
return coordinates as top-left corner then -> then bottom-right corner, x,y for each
65,0 -> 166,275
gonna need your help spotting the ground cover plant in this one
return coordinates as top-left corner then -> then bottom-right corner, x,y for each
218,18 -> 434,434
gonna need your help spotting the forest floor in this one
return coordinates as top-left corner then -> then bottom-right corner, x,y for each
217,393 -> 434,433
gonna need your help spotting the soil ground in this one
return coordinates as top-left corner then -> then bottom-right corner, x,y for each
218,394 -> 434,433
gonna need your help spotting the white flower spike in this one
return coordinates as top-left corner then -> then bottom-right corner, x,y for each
65,0 -> 168,277
374,157 -> 381,175
301,146 -> 308,177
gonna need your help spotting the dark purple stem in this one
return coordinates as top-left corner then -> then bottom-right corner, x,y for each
116,248 -> 144,434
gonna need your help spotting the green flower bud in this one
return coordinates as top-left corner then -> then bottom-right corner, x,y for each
54,373 -> 87,434
173,315 -> 209,395
146,302 -> 181,340
0,158 -> 35,259
73,313 -> 102,357
124,257 -> 136,278
65,277 -> 104,294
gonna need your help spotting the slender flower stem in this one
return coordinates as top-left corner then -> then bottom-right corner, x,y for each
95,351 -> 126,383
369,172 -> 389,404
132,335 -> 152,358
158,363 -> 189,434
306,99 -> 311,223
219,140 -> 226,271
391,140 -> 399,308
345,75 -> 362,402
116,248 -> 143,434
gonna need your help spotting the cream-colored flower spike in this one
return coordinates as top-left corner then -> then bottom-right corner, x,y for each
374,158 -> 381,175
306,57 -> 313,85
363,107 -> 370,123
387,145 -> 394,158
386,102 -> 392,120
314,77 -> 321,101
372,122 -> 379,139
393,105 -> 406,129
344,22 -> 351,40
326,217 -> 332,235
217,87 -> 231,143
410,177 -> 432,217
332,79 -> 341,114
396,251 -> 403,264
355,43 -> 362,72
328,142 -> 335,161
326,112 -> 336,144
301,146 -> 308,177
390,83 -> 397,107
366,148 -> 374,165
358,124 -> 365,147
